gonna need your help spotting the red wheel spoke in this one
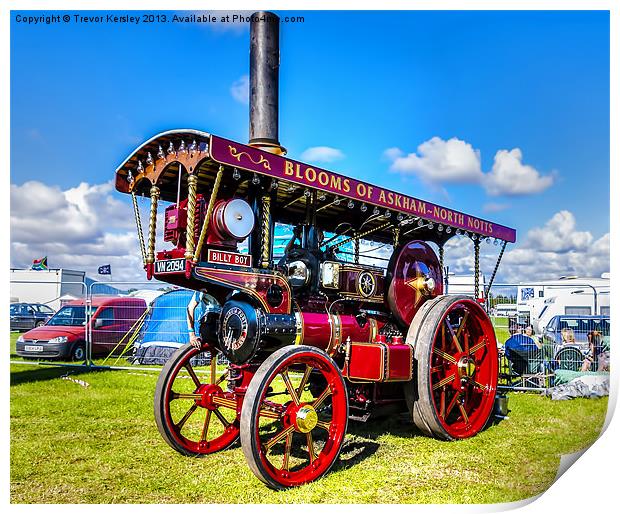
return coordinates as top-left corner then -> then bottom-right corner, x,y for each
281,370 -> 300,405
200,409 -> 212,442
458,403 -> 470,425
264,425 -> 295,452
468,337 -> 487,355
175,403 -> 199,430
313,386 -> 331,409
315,420 -> 331,431
456,310 -> 469,340
212,395 -> 238,411
185,364 -> 201,387
170,391 -> 202,400
216,370 -> 229,386
210,358 -> 217,384
445,319 -> 463,353
432,373 -> 456,390
433,348 -> 457,363
444,392 -> 461,420
259,406 -> 283,420
213,408 -> 230,428
306,432 -> 316,464
296,365 -> 313,398
472,379 -> 487,391
282,432 -> 292,471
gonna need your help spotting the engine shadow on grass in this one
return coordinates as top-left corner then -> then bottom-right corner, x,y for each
10,364 -> 104,386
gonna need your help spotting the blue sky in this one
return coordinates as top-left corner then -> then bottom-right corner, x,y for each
10,10 -> 610,281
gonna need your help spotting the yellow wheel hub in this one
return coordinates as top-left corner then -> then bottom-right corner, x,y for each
295,405 -> 318,433
457,356 -> 476,378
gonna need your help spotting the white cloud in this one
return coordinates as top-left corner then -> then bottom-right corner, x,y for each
524,210 -> 592,252
382,147 -> 404,161
11,180 -> 146,282
384,137 -> 555,197
442,211 -> 608,284
300,146 -> 345,163
484,148 -> 555,196
388,137 -> 483,184
230,75 -> 249,105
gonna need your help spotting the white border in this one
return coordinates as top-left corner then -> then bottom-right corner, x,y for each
2,1 -> 616,512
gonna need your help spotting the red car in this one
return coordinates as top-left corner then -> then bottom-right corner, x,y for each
16,297 -> 146,361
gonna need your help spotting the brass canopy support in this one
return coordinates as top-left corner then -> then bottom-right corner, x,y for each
474,238 -> 480,299
260,194 -> 272,268
131,191 -> 147,266
185,173 -> 198,259
146,185 -> 160,265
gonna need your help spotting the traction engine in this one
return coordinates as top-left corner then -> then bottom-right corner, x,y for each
114,11 -> 516,490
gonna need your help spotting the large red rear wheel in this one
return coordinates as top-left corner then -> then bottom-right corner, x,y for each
154,344 -> 240,455
240,345 -> 348,489
405,295 -> 498,440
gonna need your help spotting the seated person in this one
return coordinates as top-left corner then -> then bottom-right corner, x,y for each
504,327 -> 540,375
187,290 -> 219,350
560,328 -> 576,345
581,330 -> 605,372
524,324 -> 542,349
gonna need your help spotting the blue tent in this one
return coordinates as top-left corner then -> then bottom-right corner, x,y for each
133,289 -> 194,365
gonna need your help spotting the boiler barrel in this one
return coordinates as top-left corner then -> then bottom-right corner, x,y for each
296,312 -> 384,355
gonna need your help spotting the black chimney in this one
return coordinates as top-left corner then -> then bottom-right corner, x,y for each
248,11 -> 284,154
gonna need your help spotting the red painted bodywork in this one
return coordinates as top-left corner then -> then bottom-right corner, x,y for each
387,240 -> 443,327
345,341 -> 413,382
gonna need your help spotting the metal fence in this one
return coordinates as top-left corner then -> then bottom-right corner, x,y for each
488,283 -> 610,391
10,279 -> 610,393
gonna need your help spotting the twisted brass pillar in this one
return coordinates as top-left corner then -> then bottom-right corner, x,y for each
474,238 -> 480,299
260,194 -> 271,268
131,191 -> 146,266
146,185 -> 160,266
184,174 -> 198,259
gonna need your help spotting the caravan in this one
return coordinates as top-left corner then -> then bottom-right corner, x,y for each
517,274 -> 610,333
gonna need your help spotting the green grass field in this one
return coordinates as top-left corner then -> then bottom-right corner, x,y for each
10,332 -> 608,504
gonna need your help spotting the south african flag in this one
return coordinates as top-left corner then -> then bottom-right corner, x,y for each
31,256 -> 48,270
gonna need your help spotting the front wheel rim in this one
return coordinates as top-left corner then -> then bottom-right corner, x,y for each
247,349 -> 347,488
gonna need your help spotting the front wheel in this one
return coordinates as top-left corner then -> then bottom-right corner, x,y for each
71,343 -> 86,362
240,345 -> 348,489
154,344 -> 240,456
405,295 -> 499,440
